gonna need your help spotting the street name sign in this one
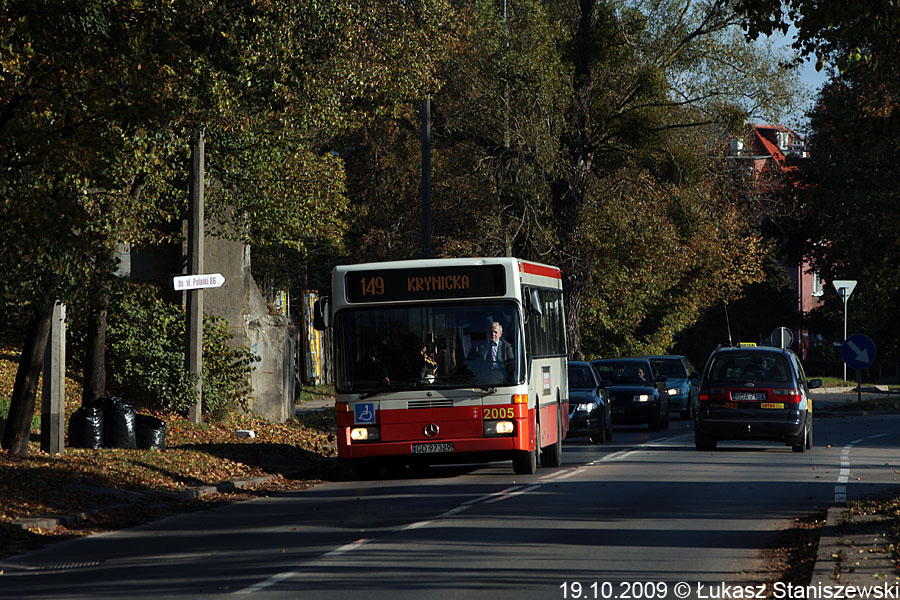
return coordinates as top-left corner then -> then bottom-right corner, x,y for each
173,273 -> 226,291
841,334 -> 876,370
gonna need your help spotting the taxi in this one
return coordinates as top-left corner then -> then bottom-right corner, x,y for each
694,344 -> 821,452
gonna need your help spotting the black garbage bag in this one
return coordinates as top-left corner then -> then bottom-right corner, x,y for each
68,401 -> 104,449
136,414 -> 166,451
103,397 -> 137,449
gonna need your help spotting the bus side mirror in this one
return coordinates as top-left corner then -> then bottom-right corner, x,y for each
313,297 -> 330,330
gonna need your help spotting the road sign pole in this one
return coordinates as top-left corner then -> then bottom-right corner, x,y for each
857,369 -> 861,403
833,280 -> 857,382
187,129 -> 205,424
843,291 -> 847,381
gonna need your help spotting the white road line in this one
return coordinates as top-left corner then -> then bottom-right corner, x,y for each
437,505 -> 470,517
836,441 -> 858,502
833,434 -> 887,503
322,538 -> 369,557
233,570 -> 295,594
540,467 -> 577,480
234,438 -> 667,594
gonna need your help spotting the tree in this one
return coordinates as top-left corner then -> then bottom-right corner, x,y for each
0,0 -> 457,455
414,0 -> 799,356
793,62 -> 900,360
735,0 -> 899,73
735,0 -> 900,363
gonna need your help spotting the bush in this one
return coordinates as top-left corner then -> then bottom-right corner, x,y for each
106,281 -> 258,419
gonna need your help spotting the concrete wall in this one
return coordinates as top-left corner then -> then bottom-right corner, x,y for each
202,237 -> 295,423
130,233 -> 296,423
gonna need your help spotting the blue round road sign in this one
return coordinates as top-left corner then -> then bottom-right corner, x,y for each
841,334 -> 876,370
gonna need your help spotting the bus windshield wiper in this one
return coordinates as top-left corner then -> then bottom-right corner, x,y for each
358,379 -> 427,399
438,376 -> 496,394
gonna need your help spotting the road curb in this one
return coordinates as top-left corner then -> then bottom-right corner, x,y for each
811,506 -> 845,584
13,475 -> 277,531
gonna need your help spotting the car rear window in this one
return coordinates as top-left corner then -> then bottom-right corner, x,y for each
568,365 -> 595,388
707,353 -> 791,384
651,359 -> 687,379
592,361 -> 648,384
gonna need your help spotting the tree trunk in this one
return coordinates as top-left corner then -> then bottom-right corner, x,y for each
2,300 -> 55,456
564,273 -> 586,359
556,0 -> 598,360
83,283 -> 109,404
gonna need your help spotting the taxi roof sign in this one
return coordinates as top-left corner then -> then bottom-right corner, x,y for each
738,342 -> 757,347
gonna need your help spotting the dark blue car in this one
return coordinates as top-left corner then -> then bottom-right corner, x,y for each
566,361 -> 613,443
644,355 -> 700,419
591,358 -> 670,430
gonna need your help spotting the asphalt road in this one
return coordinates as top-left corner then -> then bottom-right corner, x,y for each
2,412 -> 898,599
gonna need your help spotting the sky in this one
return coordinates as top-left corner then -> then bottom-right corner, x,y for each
767,27 -> 831,131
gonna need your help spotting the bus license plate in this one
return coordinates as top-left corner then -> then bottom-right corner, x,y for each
760,402 -> 784,409
413,442 -> 454,454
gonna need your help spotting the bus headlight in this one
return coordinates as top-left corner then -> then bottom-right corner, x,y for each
350,427 -> 380,441
484,420 -> 515,436
633,394 -> 650,402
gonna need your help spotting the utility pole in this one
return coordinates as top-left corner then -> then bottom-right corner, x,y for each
187,130 -> 205,423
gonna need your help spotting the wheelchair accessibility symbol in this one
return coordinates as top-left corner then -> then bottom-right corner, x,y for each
354,402 -> 376,425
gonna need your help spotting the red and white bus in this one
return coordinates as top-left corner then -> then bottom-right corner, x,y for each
315,257 -> 569,477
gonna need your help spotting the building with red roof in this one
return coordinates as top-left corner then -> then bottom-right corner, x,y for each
727,124 -> 822,358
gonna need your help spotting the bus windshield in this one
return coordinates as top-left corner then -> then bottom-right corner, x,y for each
334,301 -> 524,393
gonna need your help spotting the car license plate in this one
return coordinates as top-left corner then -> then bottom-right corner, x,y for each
611,405 -> 625,414
760,402 -> 784,409
733,392 -> 765,401
413,442 -> 453,454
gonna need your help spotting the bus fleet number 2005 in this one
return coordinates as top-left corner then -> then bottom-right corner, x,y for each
483,406 -> 515,420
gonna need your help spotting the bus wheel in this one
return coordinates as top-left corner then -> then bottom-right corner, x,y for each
540,406 -> 563,468
513,421 -> 538,474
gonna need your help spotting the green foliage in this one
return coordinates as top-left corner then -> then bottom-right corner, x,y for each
200,315 -> 260,419
105,283 -> 196,414
373,0 -> 789,356
105,282 -> 258,419
735,0 -> 898,74
0,395 -> 41,435
297,383 -> 335,404
793,35 -> 900,360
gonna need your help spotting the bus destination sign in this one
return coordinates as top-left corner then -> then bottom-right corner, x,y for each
346,265 -> 506,303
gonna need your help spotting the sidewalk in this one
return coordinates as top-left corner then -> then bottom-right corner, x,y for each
808,389 -> 900,588
811,505 -> 899,588
294,396 -> 334,414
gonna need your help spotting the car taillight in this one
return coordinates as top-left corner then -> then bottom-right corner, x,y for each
772,388 -> 802,403
699,388 -> 727,402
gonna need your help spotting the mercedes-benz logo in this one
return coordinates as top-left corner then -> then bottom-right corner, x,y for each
424,423 -> 440,438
